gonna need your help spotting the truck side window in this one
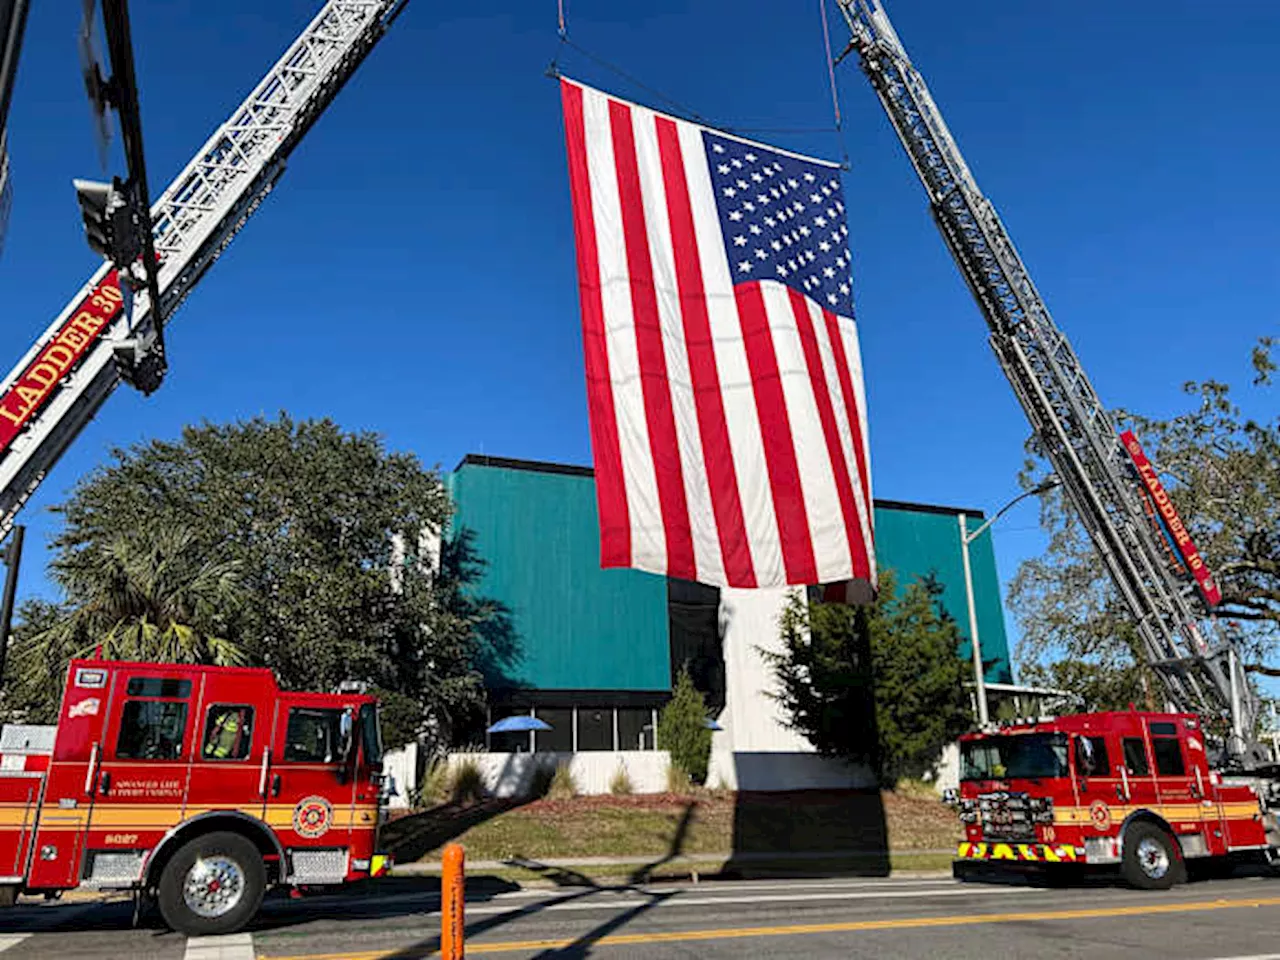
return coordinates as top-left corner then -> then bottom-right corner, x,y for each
1152,737 -> 1185,776
1122,737 -> 1150,776
1074,735 -> 1109,776
284,707 -> 342,763
202,706 -> 254,761
116,700 -> 189,761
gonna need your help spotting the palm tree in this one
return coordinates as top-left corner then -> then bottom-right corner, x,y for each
10,526 -> 247,712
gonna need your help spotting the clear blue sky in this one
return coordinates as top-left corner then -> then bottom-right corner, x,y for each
1,1 -> 1276,671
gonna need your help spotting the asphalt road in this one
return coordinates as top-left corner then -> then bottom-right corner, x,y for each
6,871 -> 1280,959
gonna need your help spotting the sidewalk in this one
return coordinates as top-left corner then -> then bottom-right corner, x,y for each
393,848 -> 956,875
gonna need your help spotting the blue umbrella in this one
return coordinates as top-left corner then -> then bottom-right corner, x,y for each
487,715 -> 552,734
703,718 -> 724,731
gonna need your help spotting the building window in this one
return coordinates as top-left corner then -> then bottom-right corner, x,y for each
617,707 -> 655,751
576,708 -> 613,751
534,707 -> 573,752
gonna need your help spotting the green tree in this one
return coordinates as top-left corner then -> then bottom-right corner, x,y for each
766,569 -> 970,785
2,527 -> 246,723
1011,336 -> 1278,692
1,414 -> 489,737
658,668 -> 713,785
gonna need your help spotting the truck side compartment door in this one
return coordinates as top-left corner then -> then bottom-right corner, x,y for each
24,662 -> 115,890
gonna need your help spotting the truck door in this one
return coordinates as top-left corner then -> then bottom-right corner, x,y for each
183,670 -> 272,823
81,668 -> 196,886
1073,733 -> 1121,831
1147,719 -> 1215,856
1117,732 -> 1159,815
268,701 -> 357,884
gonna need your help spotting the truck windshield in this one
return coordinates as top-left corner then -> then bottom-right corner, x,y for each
360,702 -> 383,765
961,733 -> 1070,780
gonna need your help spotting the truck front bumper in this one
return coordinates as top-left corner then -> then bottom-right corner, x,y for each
957,841 -> 1080,863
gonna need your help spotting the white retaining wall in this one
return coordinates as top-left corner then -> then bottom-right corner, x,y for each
445,750 -> 670,798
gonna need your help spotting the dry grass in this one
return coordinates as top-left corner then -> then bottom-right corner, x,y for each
416,789 -> 959,863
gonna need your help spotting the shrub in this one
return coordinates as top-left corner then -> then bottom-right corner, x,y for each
528,756 -> 556,799
609,764 -> 635,796
547,762 -> 579,800
665,761 -> 693,795
419,756 -> 451,806
657,668 -> 713,785
449,757 -> 486,805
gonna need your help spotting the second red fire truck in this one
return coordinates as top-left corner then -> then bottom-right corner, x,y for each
952,711 -> 1280,888
0,657 -> 391,935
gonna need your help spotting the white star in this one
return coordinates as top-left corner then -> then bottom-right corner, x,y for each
748,223 -> 762,235
757,194 -> 771,205
809,274 -> 819,286
810,193 -> 822,203
712,143 -> 725,153
737,179 -> 749,189
764,167 -> 776,177
814,216 -> 828,228
745,152 -> 757,162
733,235 -> 747,247
771,240 -> 782,251
835,255 -> 845,268
827,207 -> 837,218
788,178 -> 799,188
764,216 -> 776,228
804,250 -> 816,262
776,264 -> 789,277
788,258 -> 798,271
819,241 -> 831,252
771,187 -> 781,199
755,248 -> 768,260
828,179 -> 839,189
751,172 -> 764,183
798,226 -> 811,237
839,282 -> 850,295
823,266 -> 836,278
835,200 -> 844,212
731,158 -> 743,168
718,164 -> 730,174
827,292 -> 838,305
728,210 -> 742,221
743,201 -> 756,212
738,260 -> 752,273
723,187 -> 737,198
840,224 -> 848,236
803,172 -> 816,182
822,185 -> 832,197
793,201 -> 805,213
831,231 -> 841,242
782,234 -> 793,246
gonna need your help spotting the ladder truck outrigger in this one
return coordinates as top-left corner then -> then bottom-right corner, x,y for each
835,0 -> 1280,887
0,0 -> 410,933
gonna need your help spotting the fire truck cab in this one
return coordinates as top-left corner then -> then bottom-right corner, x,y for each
0,657 -> 391,935
952,710 -> 1279,889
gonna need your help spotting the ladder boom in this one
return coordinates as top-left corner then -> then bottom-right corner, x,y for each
835,0 -> 1260,764
0,0 -> 407,537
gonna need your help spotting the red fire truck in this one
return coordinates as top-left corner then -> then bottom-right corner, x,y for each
952,710 -> 1280,888
0,657 -> 391,935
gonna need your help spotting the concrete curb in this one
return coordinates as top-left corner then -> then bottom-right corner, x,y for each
393,848 -> 956,874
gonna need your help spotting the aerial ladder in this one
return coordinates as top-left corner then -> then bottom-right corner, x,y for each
834,0 -> 1267,771
0,0 -> 408,540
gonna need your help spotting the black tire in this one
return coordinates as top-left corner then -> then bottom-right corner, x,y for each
157,831 -> 266,936
1121,822 -> 1185,890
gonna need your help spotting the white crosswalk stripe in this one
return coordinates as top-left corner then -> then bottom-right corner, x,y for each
183,932 -> 256,960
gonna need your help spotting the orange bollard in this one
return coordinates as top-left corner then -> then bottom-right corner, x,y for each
441,842 -> 466,959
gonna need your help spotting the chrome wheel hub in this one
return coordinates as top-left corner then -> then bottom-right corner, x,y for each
182,855 -> 245,919
1136,837 -> 1169,879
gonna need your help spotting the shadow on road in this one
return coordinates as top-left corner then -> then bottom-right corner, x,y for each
380,796 -> 519,864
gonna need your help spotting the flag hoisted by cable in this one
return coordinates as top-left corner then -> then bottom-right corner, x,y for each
559,77 -> 875,594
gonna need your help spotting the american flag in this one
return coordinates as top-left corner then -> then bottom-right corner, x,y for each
560,78 -> 875,592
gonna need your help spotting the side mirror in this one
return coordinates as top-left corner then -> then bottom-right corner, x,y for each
339,708 -> 355,762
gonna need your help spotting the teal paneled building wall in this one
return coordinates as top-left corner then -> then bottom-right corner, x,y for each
447,456 -> 1013,693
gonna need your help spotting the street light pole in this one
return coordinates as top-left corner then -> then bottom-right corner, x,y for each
959,478 -> 1061,728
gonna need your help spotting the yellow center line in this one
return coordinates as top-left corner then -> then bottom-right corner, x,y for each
257,894 -> 1280,959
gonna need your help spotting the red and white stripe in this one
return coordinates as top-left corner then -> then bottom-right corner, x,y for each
561,78 -> 875,590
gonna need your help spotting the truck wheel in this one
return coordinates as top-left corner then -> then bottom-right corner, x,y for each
1121,823 -> 1184,890
157,831 -> 265,936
